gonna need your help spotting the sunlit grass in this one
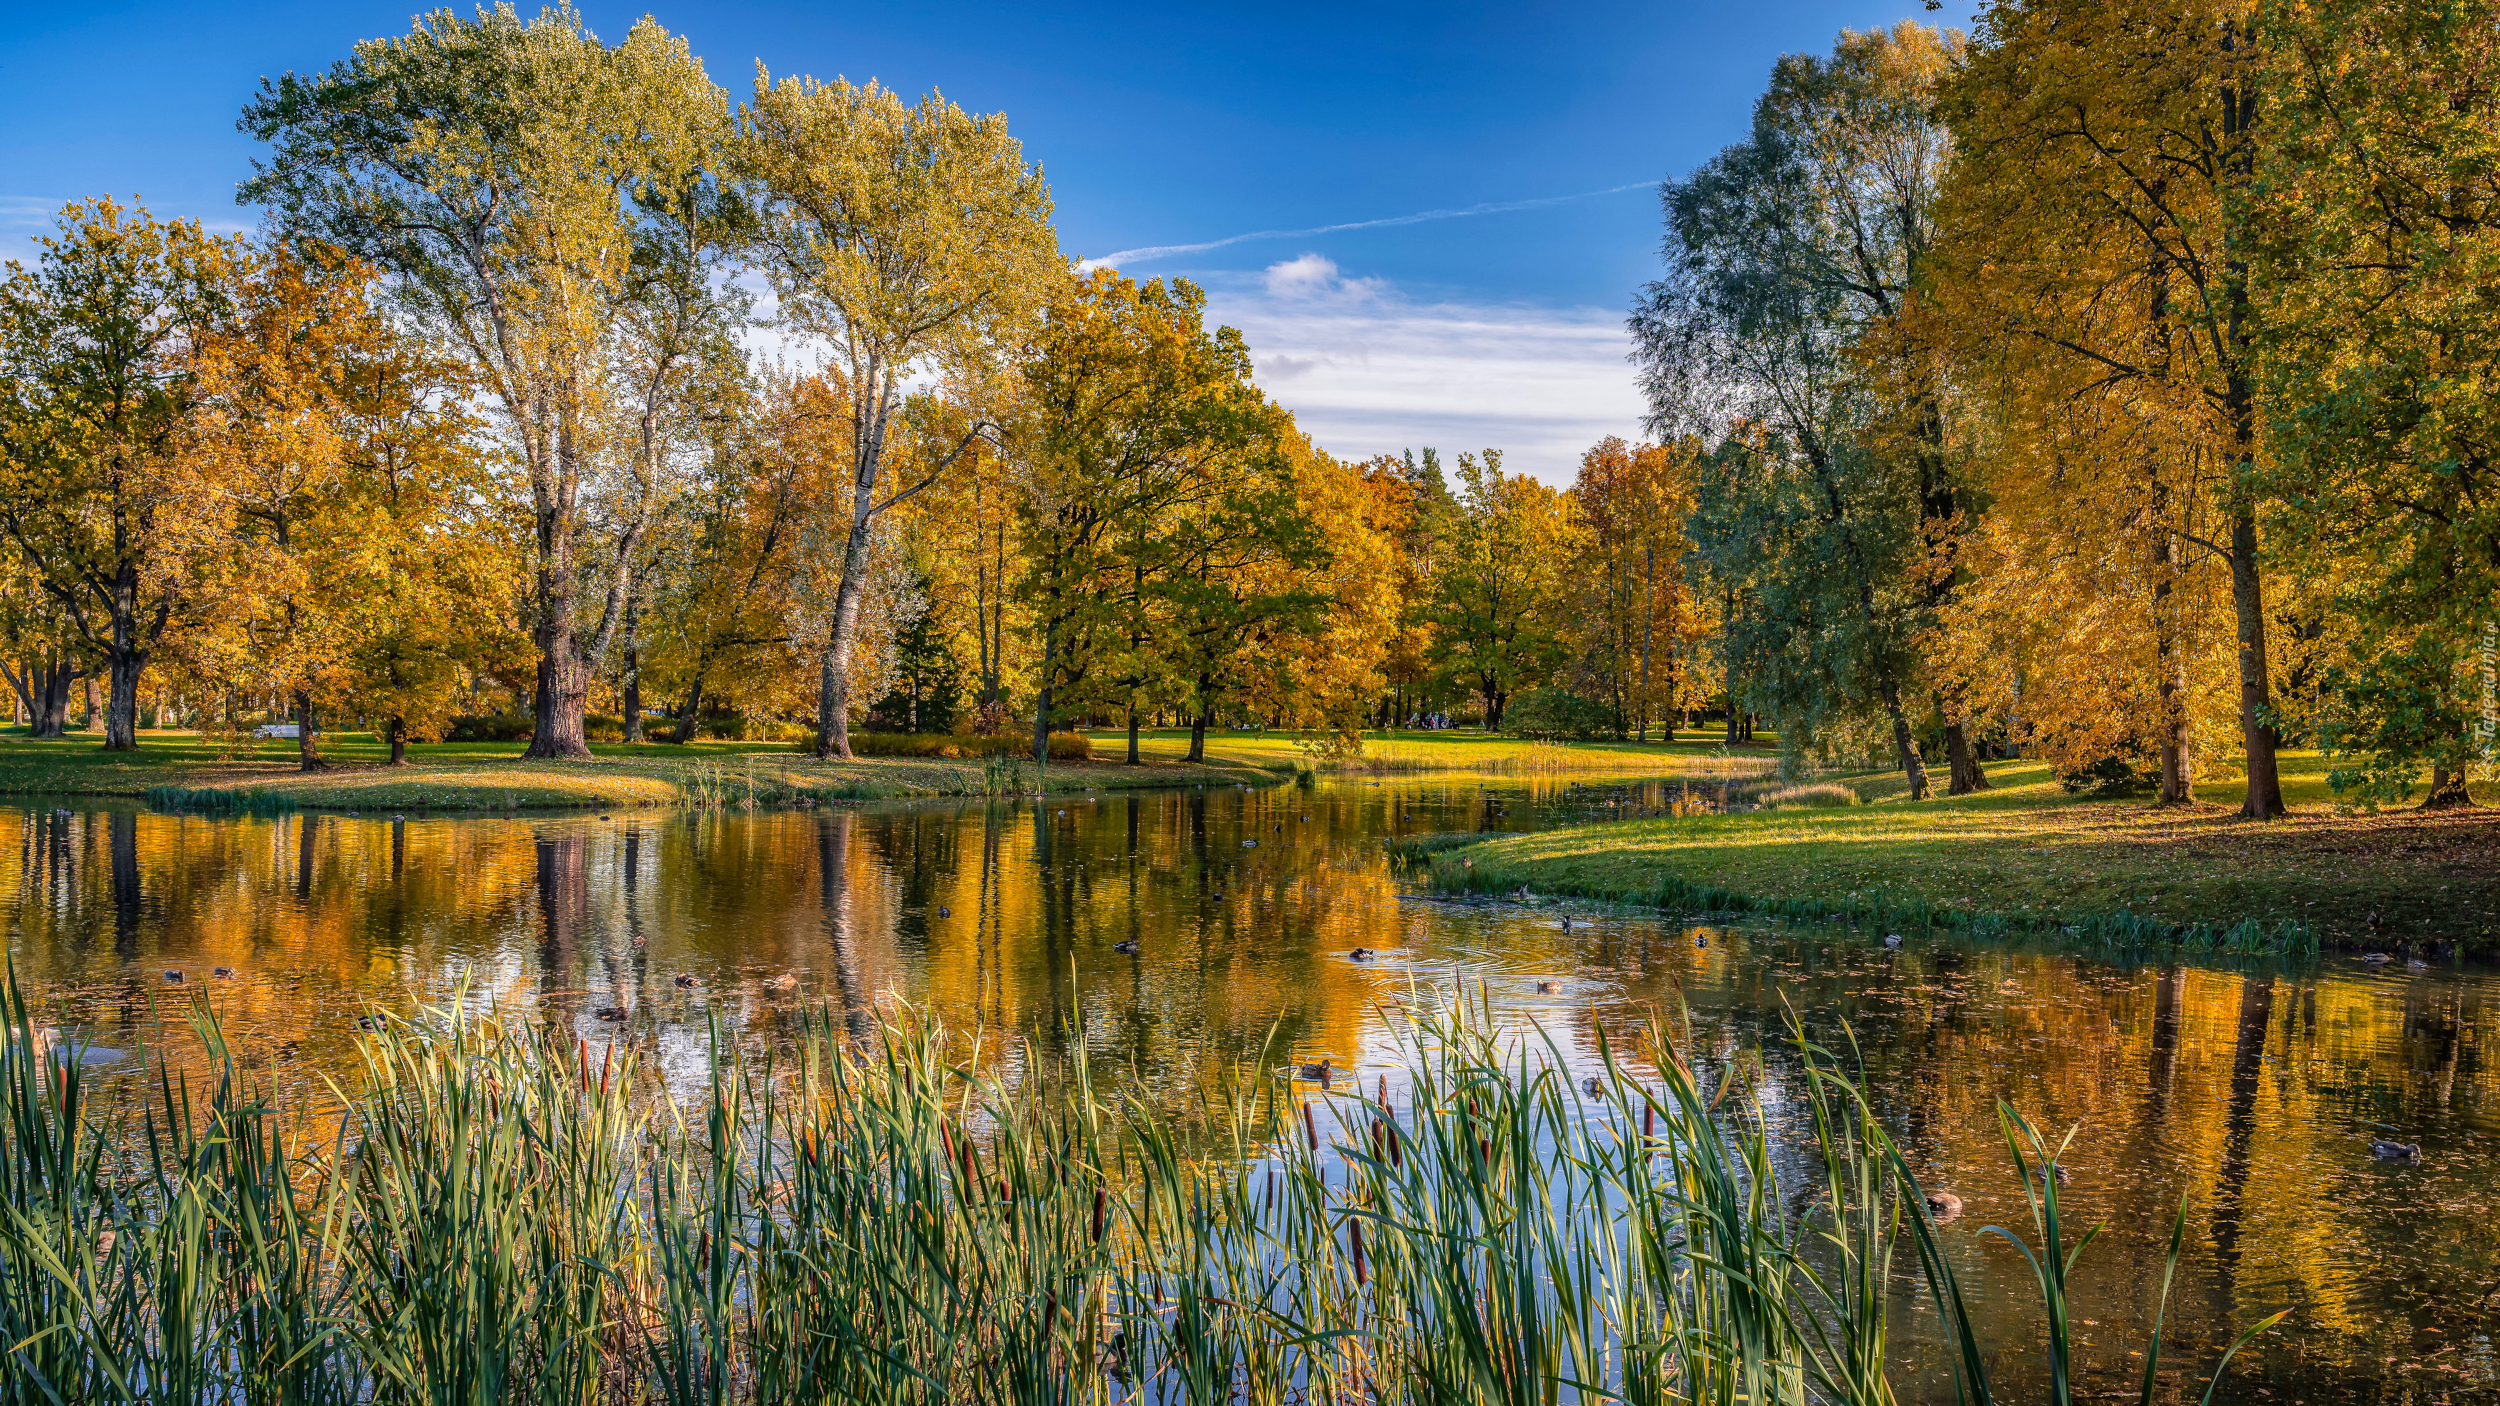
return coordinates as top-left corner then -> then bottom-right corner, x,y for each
1421,753 -> 2495,951
1100,726 -> 1782,778
0,726 -> 1281,809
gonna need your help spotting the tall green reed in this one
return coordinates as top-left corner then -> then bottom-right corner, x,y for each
0,968 -> 2288,1404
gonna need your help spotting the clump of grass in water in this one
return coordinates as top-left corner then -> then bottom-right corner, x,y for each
0,970 -> 2286,1402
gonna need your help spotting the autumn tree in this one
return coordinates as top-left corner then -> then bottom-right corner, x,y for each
1936,0 -> 2293,816
1568,436 -> 1701,740
242,6 -> 739,760
0,200 -> 233,750
1425,451 -> 1575,730
741,73 -> 1057,760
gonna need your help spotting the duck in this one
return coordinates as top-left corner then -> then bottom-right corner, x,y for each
1113,939 -> 1140,956
937,906 -> 950,918
1695,935 -> 1708,949
1560,916 -> 1573,931
1581,1076 -> 1604,1099
391,814 -> 405,821
763,973 -> 799,995
2030,1162 -> 2073,1186
1348,947 -> 1374,962
673,973 -> 701,988
163,969 -> 184,983
1883,934 -> 1904,949
1296,1058 -> 1334,1084
212,967 -> 238,980
2407,954 -> 2430,970
355,1014 -> 387,1033
594,1006 -> 627,1021
2363,952 -> 2393,965
2368,1138 -> 2422,1161
1534,980 -> 1563,995
1924,1190 -> 1963,1221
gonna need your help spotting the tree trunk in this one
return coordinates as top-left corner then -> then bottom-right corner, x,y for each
294,690 -> 323,770
84,674 -> 100,733
817,508 -> 878,762
1188,704 -> 1209,763
527,634 -> 592,759
103,651 -> 142,750
1030,619 -> 1057,767
1880,678 -> 1930,799
1944,720 -> 1990,795
2422,762 -> 2474,808
621,594 -> 644,744
1126,703 -> 1142,765
387,715 -> 409,766
2226,507 -> 2286,818
673,673 -> 707,745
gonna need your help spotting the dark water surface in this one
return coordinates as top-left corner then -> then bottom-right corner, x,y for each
4,778 -> 2494,1403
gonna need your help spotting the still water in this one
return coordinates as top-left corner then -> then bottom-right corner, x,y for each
3,778 -> 2494,1403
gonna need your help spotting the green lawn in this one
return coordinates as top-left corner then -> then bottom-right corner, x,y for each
1093,726 -> 1780,778
1418,753 -> 2498,953
0,727 -> 1282,809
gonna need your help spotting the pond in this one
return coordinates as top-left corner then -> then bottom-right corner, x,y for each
3,777 -> 2493,1403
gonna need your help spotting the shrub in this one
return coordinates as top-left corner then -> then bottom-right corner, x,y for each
446,713 -> 534,742
2058,752 -> 2159,797
1501,687 -> 1616,741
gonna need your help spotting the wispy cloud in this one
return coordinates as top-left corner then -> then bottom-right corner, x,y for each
1209,256 -> 1645,485
1081,182 -> 1654,271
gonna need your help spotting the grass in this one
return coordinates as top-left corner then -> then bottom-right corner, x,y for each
1105,726 -> 1783,778
0,973 -> 2282,1404
1412,753 -> 2499,953
0,726 -> 1283,811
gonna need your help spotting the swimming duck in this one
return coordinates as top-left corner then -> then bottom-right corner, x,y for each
763,973 -> 799,995
1560,916 -> 1573,930
355,1015 -> 386,1033
1535,980 -> 1563,995
1924,1191 -> 1963,1221
1695,935 -> 1708,949
1296,1058 -> 1334,1084
1348,947 -> 1374,962
212,967 -> 238,979
1581,1076 -> 1604,1099
163,969 -> 184,983
2363,952 -> 2393,965
1883,935 -> 1904,949
938,907 -> 950,917
1113,939 -> 1140,955
2368,1138 -> 2422,1161
673,973 -> 701,988
595,1007 -> 627,1022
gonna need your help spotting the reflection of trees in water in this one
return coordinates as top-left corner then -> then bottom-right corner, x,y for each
2208,974 -> 2277,1305
110,810 -> 140,957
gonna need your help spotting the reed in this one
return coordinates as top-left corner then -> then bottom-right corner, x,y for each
0,971 -> 2286,1403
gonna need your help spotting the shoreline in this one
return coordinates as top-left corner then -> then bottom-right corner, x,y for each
1398,759 -> 2497,955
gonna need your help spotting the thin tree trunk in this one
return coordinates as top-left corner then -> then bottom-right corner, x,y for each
1126,703 -> 1142,765
673,672 -> 708,745
2226,507 -> 2285,817
1639,543 -> 1655,742
294,690 -> 323,771
387,716 -> 409,766
1188,703 -> 1209,763
1031,618 -> 1057,767
621,593 -> 644,744
1881,679 -> 1929,799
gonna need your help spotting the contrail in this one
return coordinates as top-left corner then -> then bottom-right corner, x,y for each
1080,182 -> 1655,269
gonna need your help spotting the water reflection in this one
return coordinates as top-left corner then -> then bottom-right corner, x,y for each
1,782 -> 2494,1402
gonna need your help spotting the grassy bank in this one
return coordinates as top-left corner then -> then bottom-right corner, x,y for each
2,981 -> 2275,1403
0,727 -> 1283,810
1101,725 -> 1780,777
1413,754 -> 2497,954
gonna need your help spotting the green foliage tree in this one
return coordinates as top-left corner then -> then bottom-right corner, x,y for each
740,71 -> 1058,760
1425,451 -> 1574,730
0,200 -> 234,751
241,5 -> 740,760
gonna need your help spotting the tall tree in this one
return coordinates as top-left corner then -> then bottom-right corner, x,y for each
1568,436 -> 1701,741
741,73 -> 1057,760
0,200 -> 233,750
241,5 -> 737,759
1426,451 -> 1574,730
2254,0 -> 2500,807
1938,0 -> 2290,816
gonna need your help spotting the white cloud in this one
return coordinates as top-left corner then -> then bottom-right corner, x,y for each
1205,265 -> 1646,485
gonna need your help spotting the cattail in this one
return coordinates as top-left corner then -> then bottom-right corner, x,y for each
1092,1184 -> 1107,1243
1303,1101 -> 1320,1153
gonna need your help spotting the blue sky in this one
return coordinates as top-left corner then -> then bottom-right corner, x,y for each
1,0 -> 1974,482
